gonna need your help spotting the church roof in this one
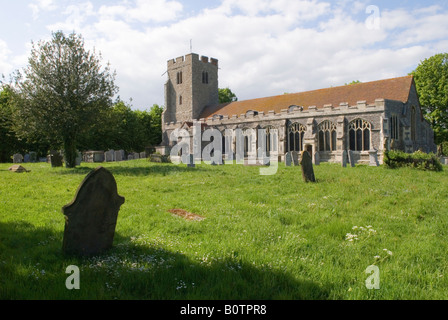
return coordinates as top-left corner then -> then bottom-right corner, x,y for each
200,75 -> 414,119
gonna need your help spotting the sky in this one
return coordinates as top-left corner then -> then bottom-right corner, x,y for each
1,0 -> 448,110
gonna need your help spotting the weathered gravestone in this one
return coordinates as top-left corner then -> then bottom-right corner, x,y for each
62,167 -> 125,256
114,150 -> 123,162
13,153 -> 23,163
341,150 -> 347,167
348,150 -> 355,167
29,152 -> 37,163
314,151 -> 320,165
300,148 -> 316,183
50,151 -> 63,167
104,150 -> 115,162
24,154 -> 30,163
369,149 -> 379,166
284,152 -> 292,166
291,151 -> 299,166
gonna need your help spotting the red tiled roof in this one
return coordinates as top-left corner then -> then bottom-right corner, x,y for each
200,75 -> 414,119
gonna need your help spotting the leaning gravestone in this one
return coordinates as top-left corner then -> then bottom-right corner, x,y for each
62,167 -> 125,256
300,150 -> 316,183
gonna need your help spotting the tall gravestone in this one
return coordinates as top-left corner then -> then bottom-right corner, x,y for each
341,150 -> 347,167
348,150 -> 355,167
300,149 -> 316,183
284,152 -> 292,166
62,167 -> 125,256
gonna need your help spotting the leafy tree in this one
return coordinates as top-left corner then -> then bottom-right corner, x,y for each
0,86 -> 20,162
219,88 -> 238,104
11,31 -> 118,167
411,53 -> 448,151
345,80 -> 362,85
148,104 -> 163,146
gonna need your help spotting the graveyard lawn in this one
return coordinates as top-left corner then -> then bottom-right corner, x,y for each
0,160 -> 447,300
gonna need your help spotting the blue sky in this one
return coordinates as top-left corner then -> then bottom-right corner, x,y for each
1,0 -> 448,110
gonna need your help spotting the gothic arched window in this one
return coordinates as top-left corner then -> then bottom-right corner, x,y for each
288,123 -> 306,152
262,126 -> 278,156
318,120 -> 337,151
349,119 -> 371,151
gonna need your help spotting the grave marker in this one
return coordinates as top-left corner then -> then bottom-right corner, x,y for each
62,167 -> 125,256
300,148 -> 316,183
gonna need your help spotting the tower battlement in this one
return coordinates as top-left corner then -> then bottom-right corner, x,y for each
167,53 -> 218,68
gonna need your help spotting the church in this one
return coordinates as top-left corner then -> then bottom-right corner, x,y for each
159,53 -> 436,165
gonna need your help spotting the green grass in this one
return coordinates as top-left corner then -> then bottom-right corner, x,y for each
1,160 -> 447,299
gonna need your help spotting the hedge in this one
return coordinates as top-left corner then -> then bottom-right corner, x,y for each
383,150 -> 443,171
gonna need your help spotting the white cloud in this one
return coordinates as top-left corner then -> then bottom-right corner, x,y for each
29,0 -> 57,20
14,0 -> 448,109
98,0 -> 183,23
0,39 -> 13,78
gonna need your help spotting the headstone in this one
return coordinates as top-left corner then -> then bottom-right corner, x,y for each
29,152 -> 38,163
369,149 -> 379,166
133,153 -> 140,160
284,152 -> 292,166
9,165 -> 30,173
13,154 -> 23,163
50,151 -> 63,167
314,152 -> 320,165
128,154 -> 134,160
187,154 -> 195,168
140,152 -> 146,159
75,151 -> 82,166
300,150 -> 316,183
93,151 -> 104,163
105,150 -> 115,162
24,154 -> 30,163
341,150 -> 347,167
291,151 -> 299,166
62,167 -> 125,256
114,150 -> 123,162
348,150 -> 355,167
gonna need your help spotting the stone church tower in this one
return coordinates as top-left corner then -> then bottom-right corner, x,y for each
162,53 -> 219,126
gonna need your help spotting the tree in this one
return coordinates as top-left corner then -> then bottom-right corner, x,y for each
219,88 -> 238,104
345,80 -> 362,85
411,53 -> 448,151
11,31 -> 118,167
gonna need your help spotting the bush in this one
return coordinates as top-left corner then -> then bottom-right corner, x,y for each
384,150 -> 443,171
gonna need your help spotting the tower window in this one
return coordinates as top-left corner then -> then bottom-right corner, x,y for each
179,95 -> 182,105
202,71 -> 209,84
177,71 -> 183,85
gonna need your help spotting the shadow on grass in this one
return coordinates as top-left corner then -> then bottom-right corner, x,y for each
51,163 -> 209,177
0,221 -> 331,300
